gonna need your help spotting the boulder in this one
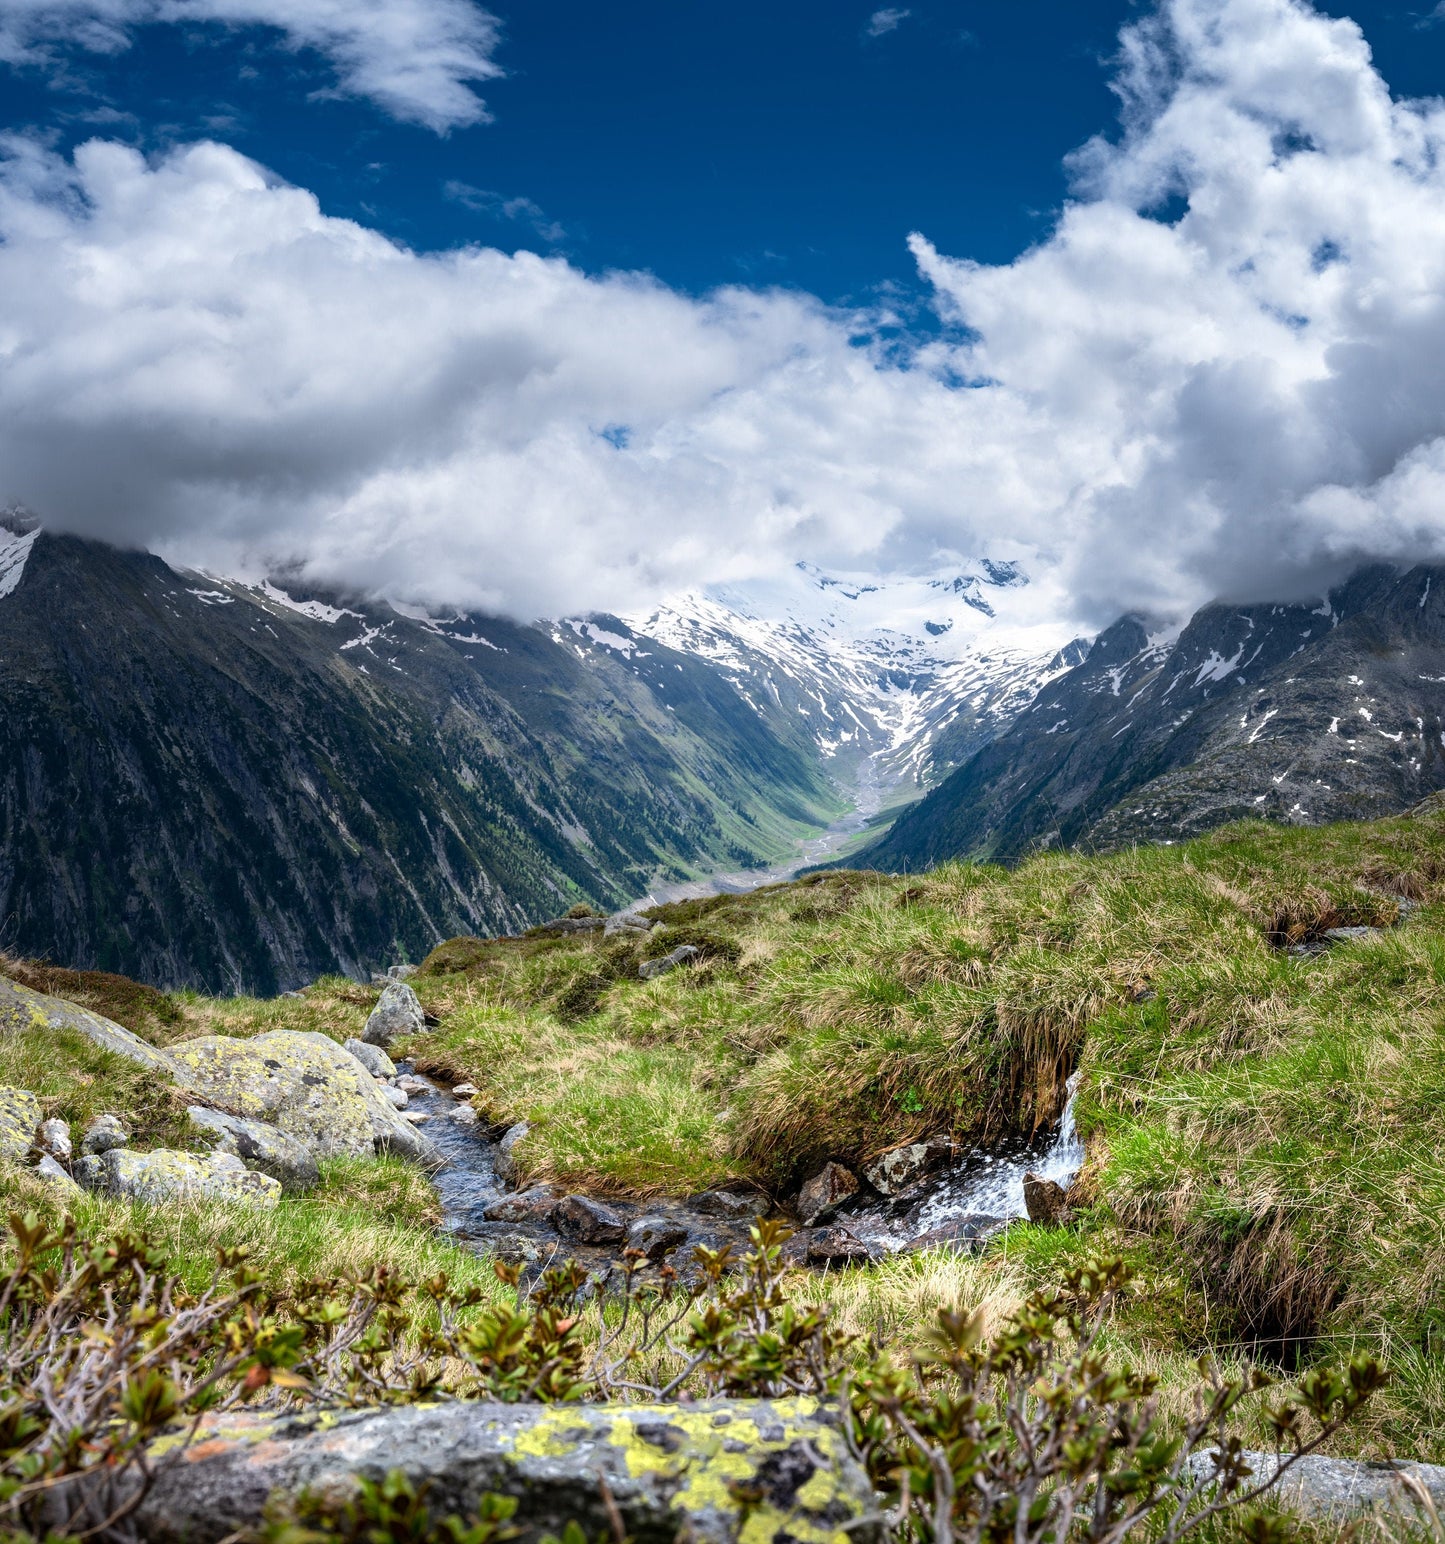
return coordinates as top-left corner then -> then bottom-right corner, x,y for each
639,945 -> 700,981
551,1194 -> 628,1244
627,1215 -> 689,1260
1186,1450 -> 1445,1521
447,1105 -> 479,1126
379,1086 -> 409,1109
0,1085 -> 42,1163
1022,1171 -> 1070,1226
0,978 -> 175,1073
167,1030 -> 440,1166
186,1106 -> 321,1193
97,1148 -> 282,1207
863,1137 -> 953,1197
80,1114 -> 129,1156
36,1117 -> 72,1163
131,1397 -> 880,1544
535,916 -> 606,935
795,1161 -> 859,1226
362,983 -> 426,1048
903,1214 -> 1007,1255
494,1121 -> 530,1183
344,1038 -> 396,1079
689,1188 -> 767,1219
605,910 -> 659,937
806,1226 -> 871,1266
483,1185 -> 558,1223
34,1154 -> 79,1191
388,965 -> 419,982
74,1155 -> 104,1189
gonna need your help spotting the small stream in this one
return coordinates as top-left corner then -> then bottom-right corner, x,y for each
401,1066 -> 1085,1274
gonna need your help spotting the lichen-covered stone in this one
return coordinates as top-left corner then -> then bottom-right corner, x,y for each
81,1114 -> 129,1155
99,1147 -> 282,1207
186,1106 -> 321,1192
863,1137 -> 952,1197
167,1031 -> 440,1166
795,1162 -> 858,1226
344,1038 -> 396,1079
0,978 -> 175,1073
34,1154 -> 80,1191
0,1085 -> 42,1163
639,944 -> 700,980
1187,1450 -> 1445,1520
36,1117 -> 72,1163
134,1397 -> 881,1544
363,982 -> 425,1048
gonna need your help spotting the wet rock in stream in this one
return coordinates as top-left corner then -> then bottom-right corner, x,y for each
551,1194 -> 627,1244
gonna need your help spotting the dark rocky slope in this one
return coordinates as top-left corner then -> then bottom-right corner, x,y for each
0,529 -> 834,991
859,564 -> 1445,869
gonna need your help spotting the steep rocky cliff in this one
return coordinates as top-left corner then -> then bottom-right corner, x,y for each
859,564 -> 1445,869
0,526 -> 835,991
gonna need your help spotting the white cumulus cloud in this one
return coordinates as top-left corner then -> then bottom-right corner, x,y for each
0,0 -> 503,130
3,0 -> 1445,626
865,8 -> 910,38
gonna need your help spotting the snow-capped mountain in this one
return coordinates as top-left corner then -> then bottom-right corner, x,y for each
628,560 -> 1085,786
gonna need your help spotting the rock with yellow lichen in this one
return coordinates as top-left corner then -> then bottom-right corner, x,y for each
0,977 -> 175,1073
167,1030 -> 441,1166
0,1084 -> 42,1163
133,1396 -> 881,1544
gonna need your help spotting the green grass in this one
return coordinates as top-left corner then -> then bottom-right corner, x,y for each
11,808 -> 1445,1463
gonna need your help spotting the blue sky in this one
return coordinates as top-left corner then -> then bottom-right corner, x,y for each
3,0 -> 1442,303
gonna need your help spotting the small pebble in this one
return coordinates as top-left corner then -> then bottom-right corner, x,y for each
403,1111 -> 431,1124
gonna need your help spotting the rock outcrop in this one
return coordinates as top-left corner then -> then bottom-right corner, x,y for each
363,983 -> 426,1048
1188,1450 -> 1445,1522
0,978 -> 174,1073
186,1106 -> 321,1193
639,945 -> 700,980
796,1162 -> 858,1226
0,1085 -> 42,1162
132,1397 -> 879,1544
168,1030 -> 440,1165
94,1147 -> 282,1207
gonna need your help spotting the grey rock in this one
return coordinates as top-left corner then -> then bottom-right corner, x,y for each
36,1117 -> 72,1163
74,1154 -> 104,1189
451,1082 -> 479,1096
1322,926 -> 1379,943
605,910 -> 659,937
379,1086 -> 409,1109
447,1105 -> 479,1125
639,944 -> 701,981
689,1188 -> 768,1219
903,1214 -> 1007,1255
168,1030 -> 441,1166
186,1106 -> 321,1193
34,1153 -> 79,1191
627,1215 -> 689,1259
806,1226 -> 871,1265
395,1074 -> 433,1094
1022,1171 -> 1070,1226
80,1114 -> 129,1156
0,1085 -> 42,1163
483,1185 -> 558,1223
795,1161 -> 859,1226
281,990 -> 306,1000
403,1111 -> 431,1124
387,964 -> 419,982
130,1397 -> 880,1544
344,1038 -> 397,1079
1186,1449 -> 1445,1521
494,1121 -> 530,1183
863,1137 -> 953,1196
99,1147 -> 282,1207
0,979 -> 175,1074
363,982 -> 426,1048
536,916 -> 606,935
551,1194 -> 628,1244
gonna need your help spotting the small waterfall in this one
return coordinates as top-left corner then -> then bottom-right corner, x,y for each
851,1071 -> 1085,1251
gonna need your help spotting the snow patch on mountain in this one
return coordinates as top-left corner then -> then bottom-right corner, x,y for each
0,523 -> 39,601
629,560 -> 1084,786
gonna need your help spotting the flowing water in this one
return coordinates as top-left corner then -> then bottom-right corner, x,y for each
405,1064 -> 1085,1269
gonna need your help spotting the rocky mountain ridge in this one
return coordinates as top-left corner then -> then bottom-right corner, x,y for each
859,563 -> 1445,870
0,521 -> 836,992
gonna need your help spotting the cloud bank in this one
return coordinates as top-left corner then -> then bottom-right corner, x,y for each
2,0 -> 1445,623
0,0 -> 503,129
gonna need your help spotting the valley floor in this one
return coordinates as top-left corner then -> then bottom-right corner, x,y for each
8,807 -> 1445,1512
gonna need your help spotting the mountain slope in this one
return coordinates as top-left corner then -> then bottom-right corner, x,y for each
859,564 -> 1445,870
629,561 -> 1080,787
0,524 -> 836,991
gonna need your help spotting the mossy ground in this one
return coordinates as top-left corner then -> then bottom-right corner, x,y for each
7,811 -> 1445,1472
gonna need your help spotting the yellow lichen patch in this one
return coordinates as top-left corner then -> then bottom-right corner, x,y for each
509,1407 -> 591,1460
